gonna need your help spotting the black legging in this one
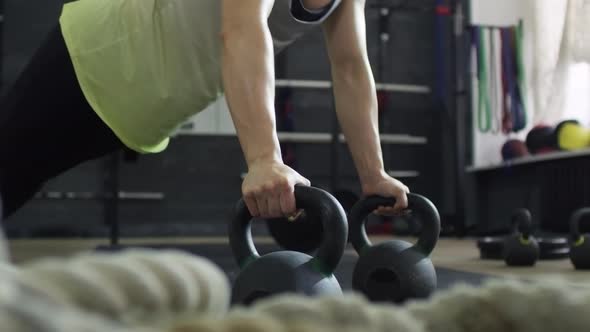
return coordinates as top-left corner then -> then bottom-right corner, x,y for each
0,25 -> 124,218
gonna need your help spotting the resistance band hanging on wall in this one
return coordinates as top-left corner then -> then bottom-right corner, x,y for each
473,27 -> 491,132
514,21 -> 527,131
489,27 -> 502,134
471,23 -> 527,135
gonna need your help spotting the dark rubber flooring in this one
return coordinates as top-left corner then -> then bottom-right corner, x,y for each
97,242 -> 494,292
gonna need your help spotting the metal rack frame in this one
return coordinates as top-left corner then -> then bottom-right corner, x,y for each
273,79 -> 430,190
0,0 -> 4,89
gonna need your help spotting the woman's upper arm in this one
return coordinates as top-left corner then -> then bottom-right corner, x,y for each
221,0 -> 276,32
322,0 -> 369,65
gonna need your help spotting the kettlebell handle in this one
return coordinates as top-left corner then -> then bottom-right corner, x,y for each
349,193 -> 440,256
228,185 -> 348,275
570,207 -> 590,242
510,208 -> 533,238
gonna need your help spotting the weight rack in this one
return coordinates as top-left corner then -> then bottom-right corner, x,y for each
273,78 -> 430,192
34,150 -> 165,246
174,1 -> 467,232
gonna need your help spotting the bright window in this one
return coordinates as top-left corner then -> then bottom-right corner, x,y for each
563,63 -> 590,125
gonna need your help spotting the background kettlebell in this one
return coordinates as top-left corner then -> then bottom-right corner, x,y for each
569,207 -> 590,270
503,208 -> 539,267
229,185 -> 348,305
350,193 -> 440,303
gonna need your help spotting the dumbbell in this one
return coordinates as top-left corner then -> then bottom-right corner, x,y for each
555,120 -> 590,151
229,185 -> 348,305
569,207 -> 590,270
503,209 -> 539,267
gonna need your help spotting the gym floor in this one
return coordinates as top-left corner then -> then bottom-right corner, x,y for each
8,236 -> 589,293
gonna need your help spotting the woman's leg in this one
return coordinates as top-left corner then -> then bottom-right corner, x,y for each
0,24 -> 125,218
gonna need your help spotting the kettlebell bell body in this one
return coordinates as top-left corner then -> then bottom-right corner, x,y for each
232,252 -> 341,305
350,193 -> 440,303
502,208 -> 539,266
352,240 -> 436,303
503,234 -> 539,266
229,186 -> 348,305
569,208 -> 590,270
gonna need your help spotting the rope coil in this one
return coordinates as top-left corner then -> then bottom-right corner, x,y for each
167,278 -> 590,332
13,249 -> 230,325
0,249 -> 588,332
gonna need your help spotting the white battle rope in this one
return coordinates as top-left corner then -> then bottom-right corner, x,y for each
166,278 -> 590,332
14,250 -> 230,326
0,224 -> 587,332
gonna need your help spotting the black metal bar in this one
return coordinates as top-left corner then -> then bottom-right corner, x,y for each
0,0 -> 4,89
377,5 -> 392,172
34,191 -> 165,200
105,153 -> 120,246
329,95 -> 340,192
451,0 -> 468,235
467,23 -> 515,29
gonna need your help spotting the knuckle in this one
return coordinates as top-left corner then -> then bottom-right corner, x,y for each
271,182 -> 291,195
248,187 -> 264,197
247,204 -> 259,213
278,179 -> 291,190
261,185 -> 276,195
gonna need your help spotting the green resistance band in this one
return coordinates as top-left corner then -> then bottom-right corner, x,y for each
478,28 -> 492,133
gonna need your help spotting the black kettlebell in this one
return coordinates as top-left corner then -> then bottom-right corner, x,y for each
229,185 -> 348,305
569,207 -> 590,270
503,208 -> 539,267
266,209 -> 323,254
350,193 -> 440,303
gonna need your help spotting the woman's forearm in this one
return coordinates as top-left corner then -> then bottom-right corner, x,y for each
331,59 -> 385,185
221,22 -> 281,168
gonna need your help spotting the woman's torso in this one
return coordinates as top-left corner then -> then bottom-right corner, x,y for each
60,0 -> 341,153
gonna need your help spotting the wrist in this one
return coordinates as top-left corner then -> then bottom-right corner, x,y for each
241,129 -> 282,169
247,151 -> 283,169
360,169 -> 388,192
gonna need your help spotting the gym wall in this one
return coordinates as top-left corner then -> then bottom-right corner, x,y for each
1,0 -> 62,90
464,0 -> 590,234
468,0 -> 526,168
